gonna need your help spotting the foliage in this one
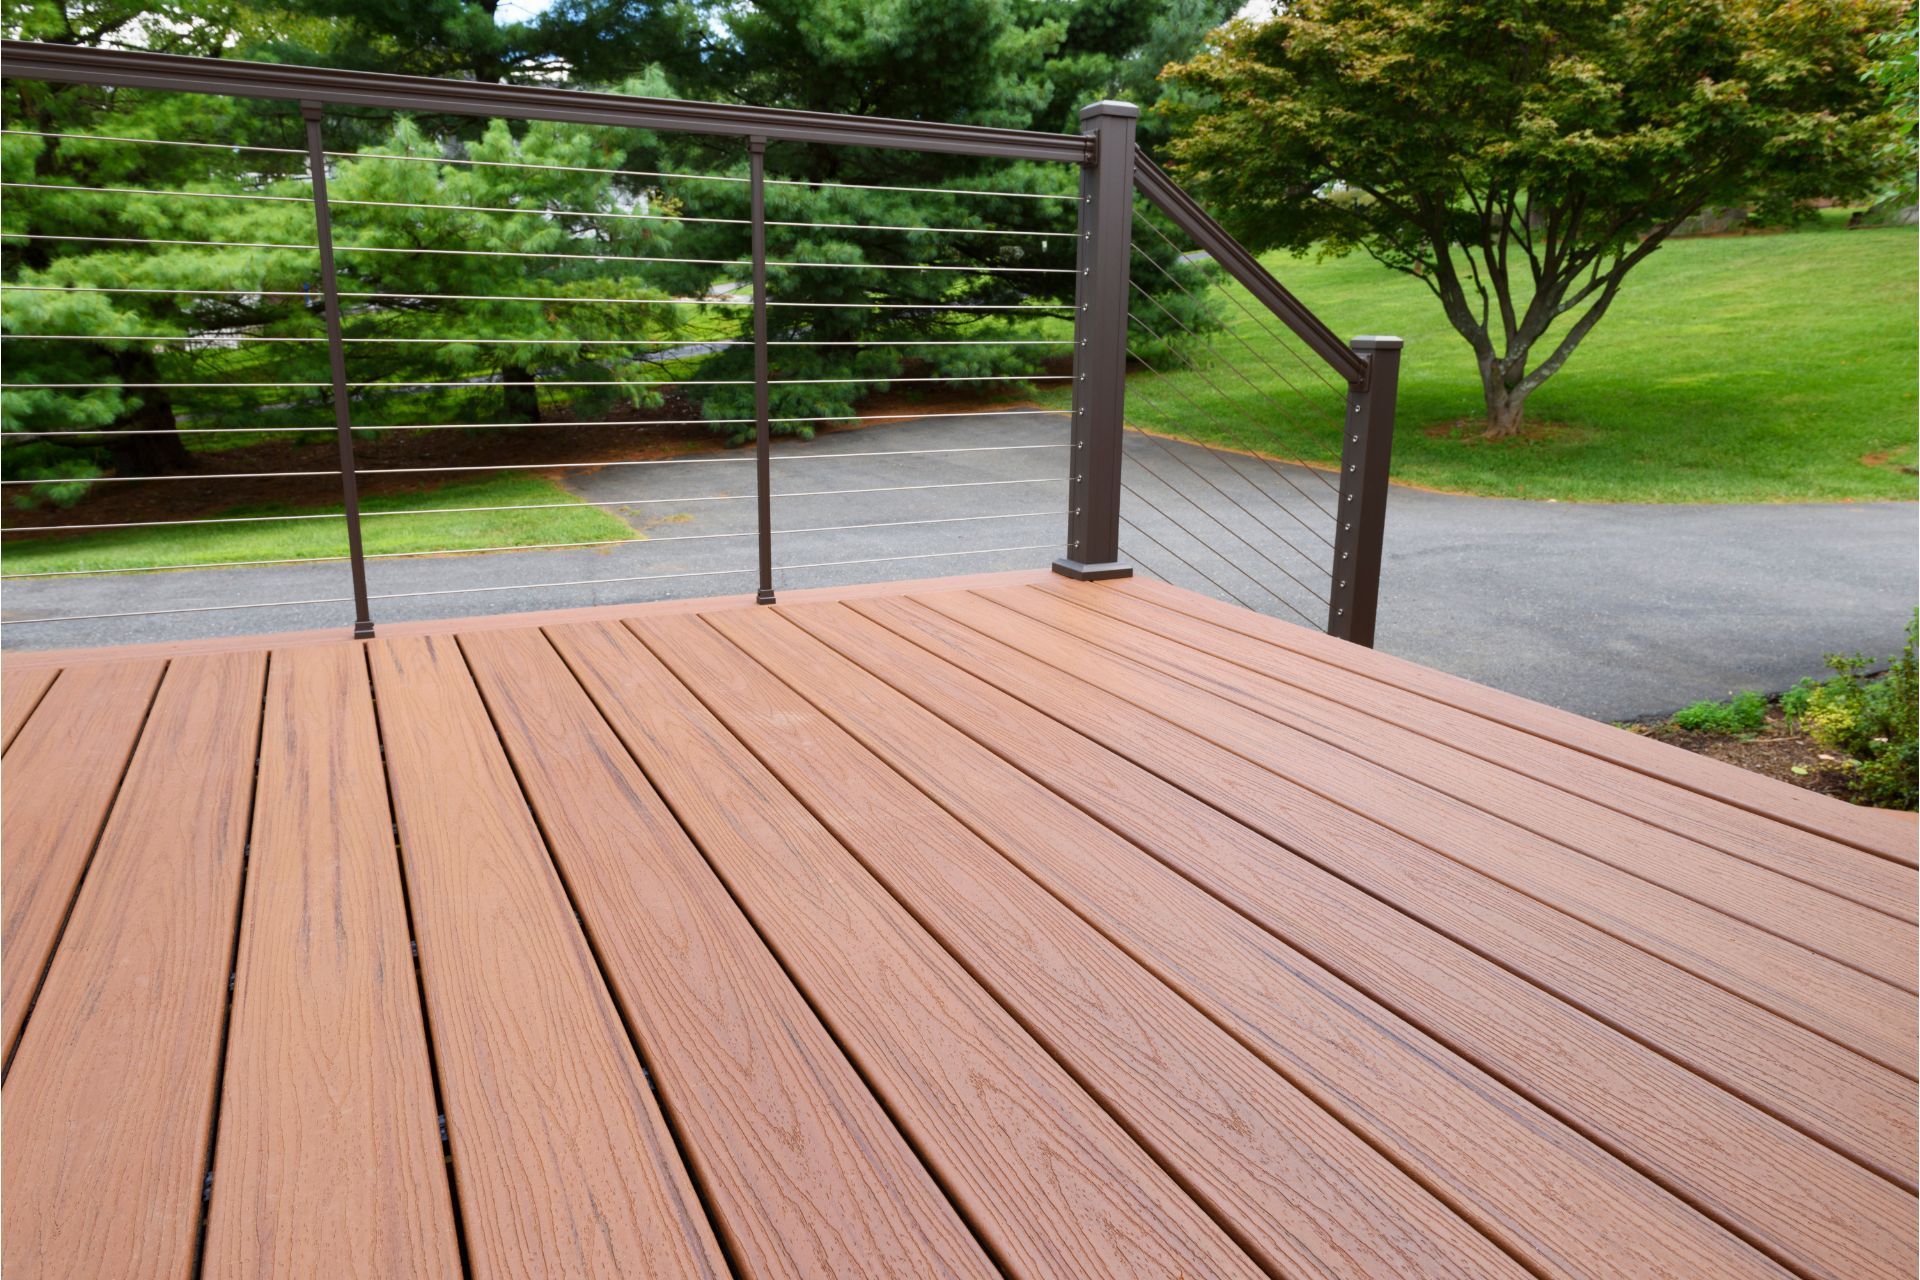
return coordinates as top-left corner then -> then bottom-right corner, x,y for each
597,0 -> 1223,444
1783,611 -> 1919,809
1867,7 -> 1918,205
1161,0 -> 1904,436
1,92 -> 697,497
1671,688 -> 1768,735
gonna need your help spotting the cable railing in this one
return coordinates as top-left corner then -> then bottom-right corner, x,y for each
0,42 -> 1399,650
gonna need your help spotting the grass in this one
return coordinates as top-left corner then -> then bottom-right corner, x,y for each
1037,211 -> 1919,503
0,471 -> 638,577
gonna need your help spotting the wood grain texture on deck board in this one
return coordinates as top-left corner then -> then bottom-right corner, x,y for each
995,583 -> 1914,990
202,644 -> 461,1280
367,633 -> 730,1280
459,624 -> 997,1280
818,595 -> 1917,1280
1,665 -> 58,753
745,601 -> 1858,1280
916,588 -> 1918,1077
3,651 -> 265,1280
548,617 -> 1266,1280
1059,578 -> 1918,922
825,595 -> 1919,1191
1112,575 -> 1920,868
1,657 -> 166,1062
647,608 -> 1526,1280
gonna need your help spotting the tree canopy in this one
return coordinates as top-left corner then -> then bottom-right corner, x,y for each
1162,0 -> 1905,435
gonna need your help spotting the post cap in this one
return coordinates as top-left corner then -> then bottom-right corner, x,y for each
1080,100 -> 1141,121
1351,335 -> 1403,351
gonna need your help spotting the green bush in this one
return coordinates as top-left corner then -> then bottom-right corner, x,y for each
1787,612 -> 1920,810
1671,689 -> 1769,736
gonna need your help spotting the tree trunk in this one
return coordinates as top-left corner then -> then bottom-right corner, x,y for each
108,350 -> 191,474
111,393 -> 193,474
500,363 -> 542,423
1478,356 -> 1530,438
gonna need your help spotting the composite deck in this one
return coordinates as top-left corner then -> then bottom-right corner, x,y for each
1,570 -> 1915,1280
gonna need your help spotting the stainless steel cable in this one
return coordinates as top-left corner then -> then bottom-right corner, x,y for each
1124,445 -> 1329,603
1,332 -> 1073,347
1126,412 -> 1333,574
0,509 -> 1058,579
1118,485 -> 1318,625
9,242 -> 1054,276
765,218 -> 1061,239
0,407 -> 1067,438
1127,278 -> 1343,496
1131,246 -> 1346,420
0,282 -> 739,307
1121,339 -> 1344,529
5,373 -> 1068,389
1,441 -> 1067,483
0,130 -> 1078,203
1118,510 -> 1271,616
0,128 -> 305,157
1121,362 -> 1336,546
1,475 -> 1060,532
2,180 -> 306,203
1135,213 -> 1347,398
766,176 -> 1074,202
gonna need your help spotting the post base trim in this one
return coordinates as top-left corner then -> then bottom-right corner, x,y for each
755,588 -> 778,605
1051,558 -> 1133,582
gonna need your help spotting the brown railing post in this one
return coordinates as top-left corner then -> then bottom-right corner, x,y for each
1052,100 -> 1137,582
301,100 -> 374,638
1327,336 -> 1402,646
748,134 -> 776,605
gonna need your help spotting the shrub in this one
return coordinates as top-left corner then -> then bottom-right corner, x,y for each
1672,689 -> 1769,736
1787,612 -> 1919,810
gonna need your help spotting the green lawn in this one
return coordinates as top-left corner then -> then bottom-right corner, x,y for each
1041,213 -> 1919,503
1,471 -> 638,577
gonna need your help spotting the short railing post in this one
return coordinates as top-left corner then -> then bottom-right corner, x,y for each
1052,100 -> 1138,582
1327,335 -> 1402,646
301,100 -> 374,639
747,134 -> 776,605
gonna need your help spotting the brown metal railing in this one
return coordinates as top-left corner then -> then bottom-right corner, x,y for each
0,39 -> 1399,646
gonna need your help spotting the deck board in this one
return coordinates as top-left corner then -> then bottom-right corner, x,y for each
1,665 -> 58,753
458,625 -> 997,1280
553,617 -> 1265,1280
1112,576 -> 1920,867
0,658 -> 165,1061
3,652 -> 265,1280
813,597 -> 1920,1188
915,589 -> 1917,1076
4,573 -> 1914,1280
1048,578 -> 1920,930
999,583 -> 1914,988
813,595 -> 1912,1279
201,645 -> 462,1280
651,609 -> 1521,1280
368,634 -> 730,1280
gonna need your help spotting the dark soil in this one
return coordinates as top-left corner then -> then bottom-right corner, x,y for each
1623,704 -> 1860,803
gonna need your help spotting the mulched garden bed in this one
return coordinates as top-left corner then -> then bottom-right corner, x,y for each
1622,704 -> 1860,802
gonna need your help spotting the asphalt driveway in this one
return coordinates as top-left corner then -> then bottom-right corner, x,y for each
4,409 -> 1913,721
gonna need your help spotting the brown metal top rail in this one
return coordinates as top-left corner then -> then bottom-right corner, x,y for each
0,41 -> 1093,163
